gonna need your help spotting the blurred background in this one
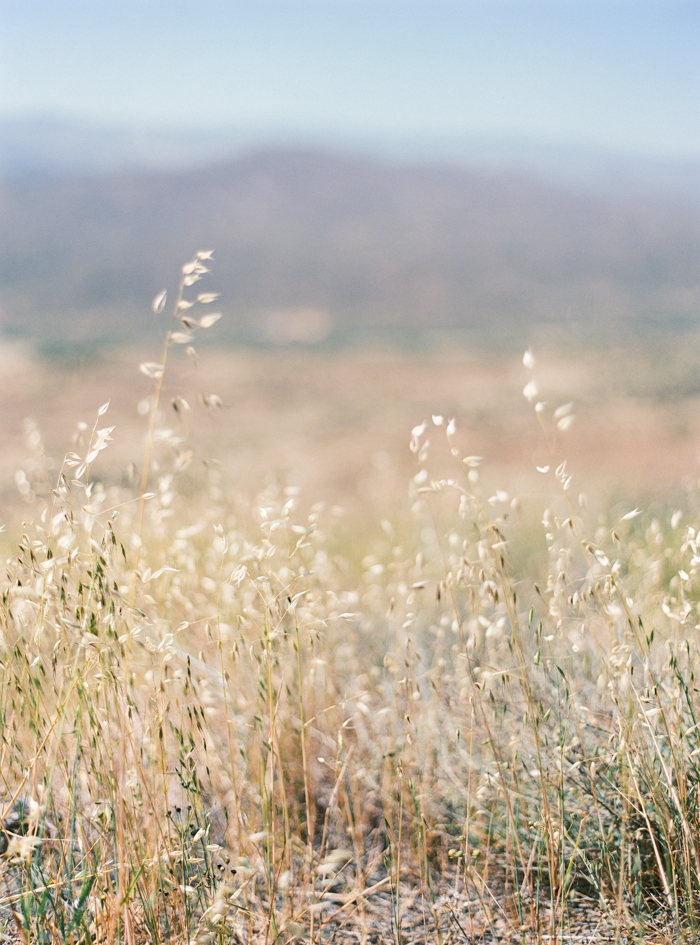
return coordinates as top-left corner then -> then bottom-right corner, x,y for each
0,0 -> 698,514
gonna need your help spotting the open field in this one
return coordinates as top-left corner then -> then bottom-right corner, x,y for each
3,307 -> 700,942
3,338 -> 700,518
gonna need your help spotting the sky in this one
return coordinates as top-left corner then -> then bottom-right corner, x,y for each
0,0 -> 698,161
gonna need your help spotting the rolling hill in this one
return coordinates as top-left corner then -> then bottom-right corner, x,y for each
0,147 -> 698,349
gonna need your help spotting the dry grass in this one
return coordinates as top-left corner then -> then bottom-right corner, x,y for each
1,257 -> 700,943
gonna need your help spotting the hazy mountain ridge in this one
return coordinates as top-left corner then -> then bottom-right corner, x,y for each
0,145 -> 698,347
0,116 -> 242,176
3,116 -> 700,204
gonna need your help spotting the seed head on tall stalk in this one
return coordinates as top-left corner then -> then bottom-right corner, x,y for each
129,251 -> 220,622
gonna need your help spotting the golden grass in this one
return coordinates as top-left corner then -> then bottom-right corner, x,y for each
1,257 -> 700,942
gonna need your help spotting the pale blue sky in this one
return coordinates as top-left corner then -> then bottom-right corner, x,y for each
0,0 -> 698,159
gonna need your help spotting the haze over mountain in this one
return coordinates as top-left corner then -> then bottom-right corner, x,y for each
3,116 -> 700,205
0,132 -> 698,350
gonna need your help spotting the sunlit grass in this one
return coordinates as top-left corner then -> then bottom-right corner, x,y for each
1,258 -> 700,943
